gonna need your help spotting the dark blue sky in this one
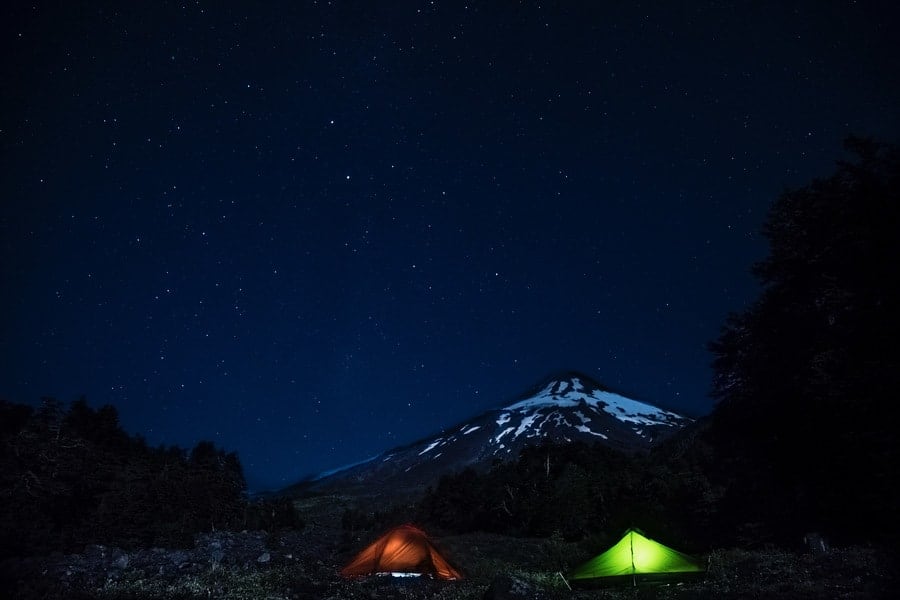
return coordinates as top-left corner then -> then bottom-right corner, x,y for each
2,1 -> 898,491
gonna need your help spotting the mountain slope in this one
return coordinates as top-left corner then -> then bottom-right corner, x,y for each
290,372 -> 692,497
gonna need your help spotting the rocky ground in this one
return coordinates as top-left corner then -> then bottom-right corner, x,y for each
1,495 -> 896,599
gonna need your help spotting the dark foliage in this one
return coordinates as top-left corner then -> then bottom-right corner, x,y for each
705,136 -> 900,547
417,438 -> 718,553
243,496 -> 305,532
339,502 -> 420,547
0,397 -> 250,558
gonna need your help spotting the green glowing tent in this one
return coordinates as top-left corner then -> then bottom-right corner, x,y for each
569,528 -> 704,586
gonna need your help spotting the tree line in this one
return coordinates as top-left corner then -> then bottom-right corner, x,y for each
0,397 -> 299,559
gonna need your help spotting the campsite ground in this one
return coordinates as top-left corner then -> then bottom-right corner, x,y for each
2,495 -> 896,599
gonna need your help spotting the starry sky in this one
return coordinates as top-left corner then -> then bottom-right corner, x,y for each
2,1 -> 898,491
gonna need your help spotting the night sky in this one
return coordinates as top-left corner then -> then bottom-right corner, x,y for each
2,1 -> 898,491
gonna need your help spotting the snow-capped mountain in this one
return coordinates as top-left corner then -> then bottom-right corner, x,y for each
292,372 -> 692,497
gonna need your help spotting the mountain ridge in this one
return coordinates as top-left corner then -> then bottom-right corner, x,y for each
284,371 -> 693,498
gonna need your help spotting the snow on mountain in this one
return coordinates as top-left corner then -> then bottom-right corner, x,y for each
291,372 -> 693,497
502,375 -> 687,427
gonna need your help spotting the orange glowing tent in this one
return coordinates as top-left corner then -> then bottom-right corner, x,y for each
340,524 -> 462,580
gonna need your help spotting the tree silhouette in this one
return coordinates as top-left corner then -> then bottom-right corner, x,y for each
707,136 -> 900,545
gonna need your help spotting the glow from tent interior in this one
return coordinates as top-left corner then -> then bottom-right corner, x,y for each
632,536 -> 670,572
341,524 -> 462,580
570,530 -> 702,579
380,537 -> 421,571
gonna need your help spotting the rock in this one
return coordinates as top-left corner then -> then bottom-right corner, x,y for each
112,550 -> 129,569
210,548 -> 225,564
803,532 -> 829,555
84,544 -> 107,559
483,574 -> 550,600
257,552 -> 271,564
